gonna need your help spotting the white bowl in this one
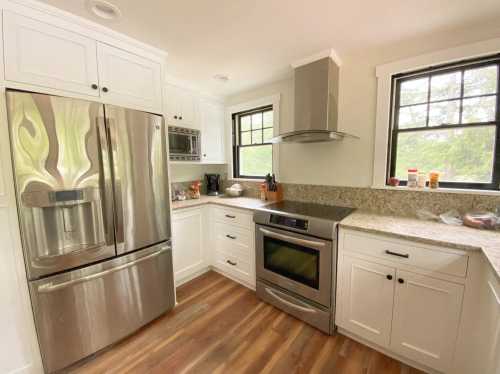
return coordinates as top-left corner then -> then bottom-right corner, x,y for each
225,187 -> 243,197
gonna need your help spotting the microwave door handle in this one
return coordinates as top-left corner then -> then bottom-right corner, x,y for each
259,228 -> 326,249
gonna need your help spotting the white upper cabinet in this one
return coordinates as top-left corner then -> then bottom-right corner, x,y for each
97,43 -> 162,113
164,83 -> 198,128
200,99 -> 225,164
3,11 -> 100,96
390,270 -> 464,373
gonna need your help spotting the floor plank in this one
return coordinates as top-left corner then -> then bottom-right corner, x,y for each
67,271 -> 426,374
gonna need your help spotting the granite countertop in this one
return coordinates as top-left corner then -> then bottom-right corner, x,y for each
340,211 -> 500,279
171,195 -> 271,211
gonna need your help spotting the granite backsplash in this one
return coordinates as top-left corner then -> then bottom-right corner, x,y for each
171,179 -> 500,217
226,180 -> 500,217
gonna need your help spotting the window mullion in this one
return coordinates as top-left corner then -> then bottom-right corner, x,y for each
459,69 -> 465,124
425,75 -> 431,127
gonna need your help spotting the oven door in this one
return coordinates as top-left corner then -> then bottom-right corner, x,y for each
256,224 -> 332,307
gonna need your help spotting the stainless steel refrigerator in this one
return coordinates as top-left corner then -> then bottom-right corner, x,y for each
6,90 -> 175,373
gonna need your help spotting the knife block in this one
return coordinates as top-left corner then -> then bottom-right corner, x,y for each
266,184 -> 283,202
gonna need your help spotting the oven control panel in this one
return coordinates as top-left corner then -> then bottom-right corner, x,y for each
269,214 -> 309,231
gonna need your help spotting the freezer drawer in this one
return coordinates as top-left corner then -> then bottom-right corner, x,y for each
29,242 -> 175,373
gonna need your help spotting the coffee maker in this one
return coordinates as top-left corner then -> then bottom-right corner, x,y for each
205,174 -> 221,196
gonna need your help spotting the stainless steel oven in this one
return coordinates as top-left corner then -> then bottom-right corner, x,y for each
256,224 -> 332,307
254,201 -> 354,335
168,126 -> 201,161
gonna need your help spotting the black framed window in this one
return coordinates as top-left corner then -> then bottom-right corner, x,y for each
388,54 -> 500,190
232,105 -> 273,179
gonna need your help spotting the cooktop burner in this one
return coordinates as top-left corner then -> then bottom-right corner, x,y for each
260,200 -> 354,222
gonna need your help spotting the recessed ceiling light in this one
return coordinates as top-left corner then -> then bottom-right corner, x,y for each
213,74 -> 230,83
86,0 -> 121,21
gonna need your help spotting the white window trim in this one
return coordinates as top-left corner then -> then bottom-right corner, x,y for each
226,94 -> 280,181
373,37 -> 500,193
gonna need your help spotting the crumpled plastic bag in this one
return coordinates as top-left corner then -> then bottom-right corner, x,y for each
416,209 -> 463,226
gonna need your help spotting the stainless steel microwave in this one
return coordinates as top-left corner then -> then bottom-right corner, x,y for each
168,126 -> 201,161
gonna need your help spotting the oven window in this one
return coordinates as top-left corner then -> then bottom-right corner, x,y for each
263,236 -> 319,289
169,133 -> 190,154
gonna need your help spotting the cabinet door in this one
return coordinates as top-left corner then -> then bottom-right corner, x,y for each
200,99 -> 225,163
171,208 -> 205,285
390,270 -> 464,372
164,84 -> 198,128
97,43 -> 162,113
479,271 -> 500,374
338,256 -> 395,347
3,11 -> 99,96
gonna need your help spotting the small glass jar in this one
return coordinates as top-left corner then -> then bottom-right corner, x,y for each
407,168 -> 418,188
417,172 -> 427,188
429,171 -> 440,189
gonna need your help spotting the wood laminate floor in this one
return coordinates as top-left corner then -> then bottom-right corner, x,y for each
68,271 -> 425,374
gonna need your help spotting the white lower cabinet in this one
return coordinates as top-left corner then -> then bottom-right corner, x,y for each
390,270 -> 464,372
171,207 -> 207,286
339,256 -> 395,347
337,229 -> 467,373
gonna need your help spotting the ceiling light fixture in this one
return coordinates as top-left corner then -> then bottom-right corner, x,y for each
86,0 -> 122,21
213,74 -> 229,83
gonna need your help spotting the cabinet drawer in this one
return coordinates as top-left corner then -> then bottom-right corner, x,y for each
213,207 -> 253,228
214,222 -> 252,262
214,250 -> 252,282
342,230 -> 468,278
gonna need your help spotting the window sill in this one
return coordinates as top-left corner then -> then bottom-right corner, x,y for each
371,185 -> 500,196
231,178 -> 265,183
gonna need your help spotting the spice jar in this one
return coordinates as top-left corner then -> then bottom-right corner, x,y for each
429,171 -> 440,189
417,172 -> 427,188
407,168 -> 418,188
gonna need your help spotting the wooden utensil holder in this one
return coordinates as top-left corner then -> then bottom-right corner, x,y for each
266,184 -> 283,202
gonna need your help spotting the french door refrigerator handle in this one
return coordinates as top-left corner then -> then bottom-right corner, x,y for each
96,115 -> 115,248
259,227 -> 326,248
37,246 -> 170,293
264,287 -> 317,314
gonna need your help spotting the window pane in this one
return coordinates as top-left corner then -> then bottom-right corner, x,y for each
240,131 -> 251,145
239,145 -> 272,177
398,104 -> 427,129
400,77 -> 428,106
394,126 -> 495,183
430,72 -> 461,101
263,111 -> 273,127
463,65 -> 497,97
252,130 -> 262,144
241,115 -> 251,131
462,96 -> 496,123
251,113 -> 262,129
263,127 -> 274,142
428,100 -> 460,126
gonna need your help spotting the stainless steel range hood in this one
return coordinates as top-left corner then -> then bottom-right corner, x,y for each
271,56 -> 356,144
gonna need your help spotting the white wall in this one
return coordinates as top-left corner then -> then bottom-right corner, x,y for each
169,164 -> 226,183
225,30 -> 500,187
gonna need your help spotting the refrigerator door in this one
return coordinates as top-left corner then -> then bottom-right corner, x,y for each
105,105 -> 170,254
6,91 -> 116,279
29,242 -> 175,373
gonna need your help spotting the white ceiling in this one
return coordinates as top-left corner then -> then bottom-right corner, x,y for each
40,0 -> 500,97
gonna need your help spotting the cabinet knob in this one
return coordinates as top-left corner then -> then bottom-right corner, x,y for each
102,87 -> 109,93
173,115 -> 178,119
91,83 -> 98,90
203,154 -> 207,157
398,278 -> 405,284
386,275 -> 393,280
179,116 -> 183,120
226,260 -> 237,266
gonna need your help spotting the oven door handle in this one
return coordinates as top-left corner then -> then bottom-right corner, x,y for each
265,287 -> 317,314
259,228 -> 326,248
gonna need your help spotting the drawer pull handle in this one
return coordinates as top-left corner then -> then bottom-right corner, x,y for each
225,214 -> 236,219
385,250 -> 409,258
226,260 -> 237,266
226,234 -> 237,240
386,274 -> 393,280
